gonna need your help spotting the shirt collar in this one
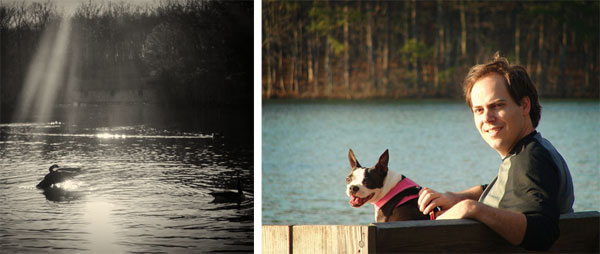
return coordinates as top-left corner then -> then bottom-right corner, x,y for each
503,130 -> 538,160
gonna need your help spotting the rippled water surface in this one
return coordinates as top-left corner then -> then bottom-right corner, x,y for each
262,100 -> 599,225
1,122 -> 253,253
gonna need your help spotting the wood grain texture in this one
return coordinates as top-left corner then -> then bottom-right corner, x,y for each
261,212 -> 599,253
262,225 -> 291,254
292,225 -> 369,254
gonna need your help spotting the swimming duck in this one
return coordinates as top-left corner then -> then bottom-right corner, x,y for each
36,164 -> 81,189
209,180 -> 245,203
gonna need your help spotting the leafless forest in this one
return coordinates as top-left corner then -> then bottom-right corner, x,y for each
1,0 -> 252,121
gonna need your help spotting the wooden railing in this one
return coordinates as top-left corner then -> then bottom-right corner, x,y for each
262,211 -> 599,253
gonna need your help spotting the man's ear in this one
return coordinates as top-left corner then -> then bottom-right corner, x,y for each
375,149 -> 389,173
348,149 -> 361,169
521,96 -> 531,116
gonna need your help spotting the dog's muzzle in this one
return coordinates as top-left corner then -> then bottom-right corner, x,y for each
347,184 -> 374,208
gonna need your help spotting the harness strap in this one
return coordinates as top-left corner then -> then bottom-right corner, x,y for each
375,176 -> 420,211
429,206 -> 441,220
375,176 -> 440,220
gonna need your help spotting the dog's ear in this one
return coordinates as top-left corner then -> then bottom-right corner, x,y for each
348,149 -> 362,169
375,149 -> 389,172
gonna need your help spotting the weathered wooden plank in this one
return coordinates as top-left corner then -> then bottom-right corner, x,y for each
262,225 -> 291,254
371,211 -> 599,253
261,212 -> 598,253
292,225 -> 369,254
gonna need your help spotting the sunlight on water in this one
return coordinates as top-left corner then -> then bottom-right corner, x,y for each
0,123 -> 214,140
1,123 -> 254,252
16,16 -> 73,123
5,132 -> 213,139
96,133 -> 128,139
84,200 -> 123,253
52,180 -> 81,191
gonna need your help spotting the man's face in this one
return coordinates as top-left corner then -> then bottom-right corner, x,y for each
470,73 -> 531,157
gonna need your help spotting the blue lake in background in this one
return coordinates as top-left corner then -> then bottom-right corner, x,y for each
262,100 -> 600,225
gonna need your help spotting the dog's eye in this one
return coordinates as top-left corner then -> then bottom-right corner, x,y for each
346,177 -> 352,184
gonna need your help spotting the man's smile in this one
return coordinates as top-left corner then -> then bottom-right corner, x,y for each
484,126 -> 503,136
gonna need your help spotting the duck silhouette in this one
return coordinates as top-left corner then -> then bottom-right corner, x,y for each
36,164 -> 81,189
209,180 -> 245,204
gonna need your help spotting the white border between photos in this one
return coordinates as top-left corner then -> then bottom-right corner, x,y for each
253,0 -> 262,253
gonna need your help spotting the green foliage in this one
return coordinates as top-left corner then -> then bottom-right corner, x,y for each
398,38 -> 432,63
264,1 -> 598,99
437,67 -> 456,86
284,0 -> 299,13
328,35 -> 345,56
308,1 -> 334,36
526,1 -> 598,39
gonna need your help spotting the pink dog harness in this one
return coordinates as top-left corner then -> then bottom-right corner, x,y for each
374,177 -> 421,211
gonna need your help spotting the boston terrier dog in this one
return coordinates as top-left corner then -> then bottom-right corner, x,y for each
346,149 -> 436,222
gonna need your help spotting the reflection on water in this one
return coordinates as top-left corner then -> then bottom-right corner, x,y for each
41,181 -> 84,202
85,200 -> 120,253
0,122 -> 253,253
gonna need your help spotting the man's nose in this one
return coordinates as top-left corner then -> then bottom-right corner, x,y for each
484,109 -> 496,123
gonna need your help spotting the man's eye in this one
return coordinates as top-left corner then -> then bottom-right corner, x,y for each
473,108 -> 483,114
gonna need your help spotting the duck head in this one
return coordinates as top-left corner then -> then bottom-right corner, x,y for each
49,164 -> 60,172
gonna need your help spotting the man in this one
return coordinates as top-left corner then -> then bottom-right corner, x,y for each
418,52 -> 574,251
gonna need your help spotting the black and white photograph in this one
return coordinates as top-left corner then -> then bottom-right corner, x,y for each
1,0 -> 253,252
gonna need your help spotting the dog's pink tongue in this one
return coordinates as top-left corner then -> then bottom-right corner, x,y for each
349,195 -> 360,206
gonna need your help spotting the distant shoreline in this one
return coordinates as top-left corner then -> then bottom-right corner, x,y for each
262,97 -> 600,103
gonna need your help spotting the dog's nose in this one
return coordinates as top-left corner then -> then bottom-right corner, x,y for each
351,186 -> 359,193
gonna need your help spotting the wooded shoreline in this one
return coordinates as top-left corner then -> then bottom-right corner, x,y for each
262,1 -> 599,100
1,0 -> 252,122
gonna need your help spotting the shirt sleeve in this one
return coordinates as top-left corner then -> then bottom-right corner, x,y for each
503,145 -> 561,250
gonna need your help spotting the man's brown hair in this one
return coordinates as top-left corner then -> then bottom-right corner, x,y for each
463,52 -> 541,128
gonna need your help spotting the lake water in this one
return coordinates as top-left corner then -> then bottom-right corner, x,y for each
0,106 -> 253,253
262,100 -> 600,225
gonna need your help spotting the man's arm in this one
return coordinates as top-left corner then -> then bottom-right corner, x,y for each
434,146 -> 562,250
419,185 -> 527,245
456,185 -> 485,200
418,185 -> 484,215
436,199 -> 527,245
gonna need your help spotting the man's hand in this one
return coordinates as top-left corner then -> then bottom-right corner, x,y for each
418,185 -> 485,216
418,187 -> 462,215
435,199 -> 527,246
435,199 -> 479,220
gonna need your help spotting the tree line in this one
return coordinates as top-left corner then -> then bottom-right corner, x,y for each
1,0 -> 252,121
262,0 -> 599,99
